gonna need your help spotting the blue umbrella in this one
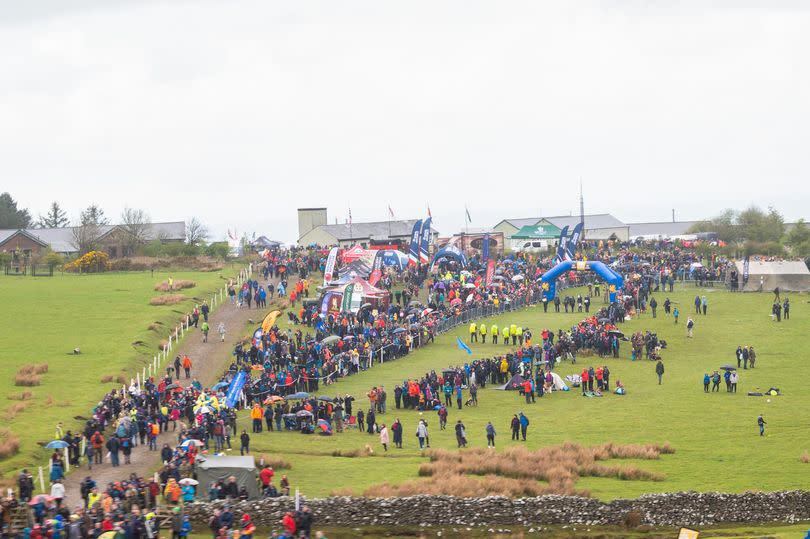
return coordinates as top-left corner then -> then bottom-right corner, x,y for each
287,392 -> 310,400
212,382 -> 229,391
45,440 -> 69,449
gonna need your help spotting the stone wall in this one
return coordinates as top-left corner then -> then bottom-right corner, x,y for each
184,491 -> 810,528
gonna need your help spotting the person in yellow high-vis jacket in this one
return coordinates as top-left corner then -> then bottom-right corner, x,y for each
479,323 -> 487,343
517,326 -> 524,347
510,324 -> 518,346
491,324 -> 499,345
502,326 -> 510,346
469,322 -> 477,343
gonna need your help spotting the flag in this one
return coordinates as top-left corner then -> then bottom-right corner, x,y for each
388,205 -> 394,218
482,232 -> 490,261
456,337 -> 472,355
465,207 -> 472,223
348,207 -> 352,225
566,223 -> 584,260
427,205 -> 432,218
555,226 -> 570,263
408,219 -> 423,266
419,217 -> 432,264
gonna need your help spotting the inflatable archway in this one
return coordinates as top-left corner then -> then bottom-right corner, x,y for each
429,247 -> 468,271
539,260 -> 624,302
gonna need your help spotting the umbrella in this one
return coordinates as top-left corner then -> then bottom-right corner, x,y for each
463,283 -> 476,289
433,282 -> 445,290
360,303 -> 372,310
288,392 -> 310,400
408,300 -> 422,307
512,275 -> 524,282
598,318 -> 611,323
264,395 -> 285,404
181,439 -> 204,448
720,365 -> 737,371
295,410 -> 313,418
343,335 -> 355,341
195,405 -> 213,415
317,396 -> 335,402
165,383 -> 182,390
422,308 -> 433,315
392,327 -> 407,334
179,478 -> 199,486
465,294 -> 475,303
212,382 -> 229,391
450,298 -> 462,306
493,275 -> 505,281
28,495 -> 53,506
45,440 -> 70,449
608,330 -> 624,337
321,335 -> 340,345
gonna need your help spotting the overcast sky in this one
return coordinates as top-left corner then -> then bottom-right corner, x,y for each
2,1 -> 808,242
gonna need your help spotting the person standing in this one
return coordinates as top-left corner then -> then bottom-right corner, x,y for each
757,414 -> 766,436
783,298 -> 790,320
673,306 -> 679,324
686,318 -> 694,338
730,370 -> 738,393
486,421 -> 496,448
182,355 -> 192,379
701,295 -> 708,315
711,371 -> 721,392
416,419 -> 428,449
392,419 -> 403,448
218,322 -> 226,342
736,346 -> 743,369
201,320 -> 210,343
655,360 -> 664,385
454,420 -> 467,448
510,415 -> 520,441
379,424 -> 389,452
518,412 -> 529,441
694,295 -> 701,315
650,297 -> 658,318
703,372 -> 710,393
240,430 -> 250,455
749,346 -> 757,369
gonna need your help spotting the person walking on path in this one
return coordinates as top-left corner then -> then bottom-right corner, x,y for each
686,318 -> 694,338
240,430 -> 250,455
655,360 -> 665,385
201,320 -> 210,343
758,414 -> 766,436
673,306 -> 679,324
486,421 -> 496,448
416,419 -> 428,449
218,322 -> 226,342
182,355 -> 192,379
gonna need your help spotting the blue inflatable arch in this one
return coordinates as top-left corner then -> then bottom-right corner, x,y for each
539,260 -> 624,302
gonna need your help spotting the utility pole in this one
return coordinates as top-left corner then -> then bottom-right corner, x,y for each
672,209 -> 675,223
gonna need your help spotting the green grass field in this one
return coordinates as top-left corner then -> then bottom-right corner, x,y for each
0,267 -> 242,479
239,285 -> 809,499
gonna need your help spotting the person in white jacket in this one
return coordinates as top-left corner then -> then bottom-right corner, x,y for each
379,424 -> 389,452
416,419 -> 428,449
50,479 -> 65,508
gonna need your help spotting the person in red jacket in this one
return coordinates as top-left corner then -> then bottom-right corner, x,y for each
581,368 -> 590,396
282,512 -> 296,536
259,465 -> 274,489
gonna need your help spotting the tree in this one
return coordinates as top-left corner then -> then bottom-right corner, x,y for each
120,207 -> 152,253
185,217 -> 209,247
70,223 -> 103,255
738,206 -> 784,243
0,192 -> 32,229
689,209 -> 740,243
36,201 -> 69,228
80,204 -> 109,226
786,219 -> 810,257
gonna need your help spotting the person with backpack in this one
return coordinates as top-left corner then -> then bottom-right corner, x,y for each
510,415 -> 520,441
485,421 -> 496,448
703,372 -> 711,393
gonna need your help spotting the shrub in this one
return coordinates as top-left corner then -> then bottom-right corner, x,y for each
14,374 -> 41,386
150,294 -> 185,306
801,451 -> 810,464
0,430 -> 21,458
115,375 -> 127,385
7,391 -> 33,401
154,280 -> 196,292
328,487 -> 356,496
147,321 -> 163,331
623,511 -> 642,528
17,363 -> 48,375
257,455 -> 292,470
158,339 -> 169,351
5,402 -> 30,420
64,250 -> 111,273
100,375 -> 114,383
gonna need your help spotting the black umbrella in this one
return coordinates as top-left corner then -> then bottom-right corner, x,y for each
608,330 -> 624,337
598,318 -> 611,323
317,396 -> 335,402
165,383 -> 182,390
720,365 -> 737,371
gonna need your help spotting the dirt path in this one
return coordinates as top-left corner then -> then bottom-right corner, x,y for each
61,275 -> 280,504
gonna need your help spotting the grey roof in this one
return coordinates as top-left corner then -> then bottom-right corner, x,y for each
196,455 -> 256,470
494,217 -> 541,230
542,213 -> 627,230
628,221 -> 698,238
314,219 -> 438,241
0,221 -> 186,253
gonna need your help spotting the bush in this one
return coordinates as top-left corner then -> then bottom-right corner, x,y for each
154,280 -> 196,292
17,363 -> 48,375
100,375 -> 114,383
801,451 -> 810,464
14,374 -> 41,386
623,511 -> 642,528
115,375 -> 127,385
0,430 -> 20,458
150,294 -> 185,306
257,455 -> 292,470
64,250 -> 111,273
5,402 -> 29,420
7,391 -> 33,401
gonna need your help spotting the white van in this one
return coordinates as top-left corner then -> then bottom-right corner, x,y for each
516,240 -> 549,253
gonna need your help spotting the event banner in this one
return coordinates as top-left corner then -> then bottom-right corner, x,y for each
485,258 -> 495,286
556,225 -> 570,263
566,222 -> 583,259
482,232 -> 490,262
419,217 -> 432,264
341,282 -> 364,313
320,290 -> 342,318
323,246 -> 338,285
408,219 -> 423,266
224,370 -> 247,408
